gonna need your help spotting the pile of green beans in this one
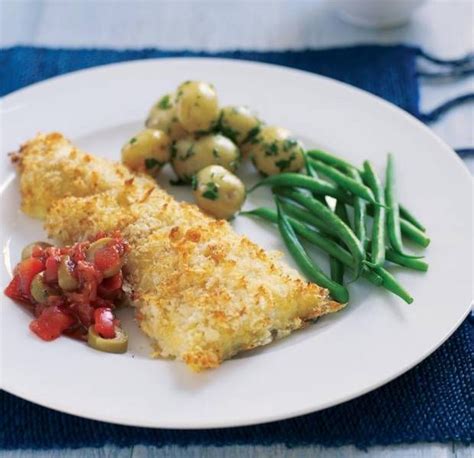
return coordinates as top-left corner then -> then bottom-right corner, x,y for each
244,149 -> 430,305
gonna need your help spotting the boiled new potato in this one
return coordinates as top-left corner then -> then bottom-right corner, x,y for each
175,81 -> 219,133
249,126 -> 304,176
121,129 -> 171,177
219,106 -> 261,146
172,133 -> 240,182
145,92 -> 187,140
192,165 -> 246,219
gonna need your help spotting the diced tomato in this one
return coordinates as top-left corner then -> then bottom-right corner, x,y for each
73,260 -> 101,303
29,306 -> 75,341
17,257 -> 45,298
69,242 -> 88,263
4,275 -> 25,302
44,255 -> 60,283
98,272 -> 122,298
94,307 -> 116,339
93,244 -> 121,275
68,301 -> 95,328
31,245 -> 45,258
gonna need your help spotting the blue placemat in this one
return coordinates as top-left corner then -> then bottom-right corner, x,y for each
0,45 -> 472,450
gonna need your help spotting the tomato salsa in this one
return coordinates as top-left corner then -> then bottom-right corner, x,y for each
4,232 -> 130,353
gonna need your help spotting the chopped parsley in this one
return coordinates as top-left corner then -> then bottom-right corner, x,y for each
220,124 -> 239,143
242,125 -> 261,144
157,94 -> 172,110
202,182 -> 219,200
212,111 -> 224,133
275,154 -> 296,171
191,175 -> 198,191
144,158 -> 163,170
170,142 -> 178,159
264,142 -> 279,156
129,137 -> 137,144
282,138 -> 298,152
179,144 -> 195,161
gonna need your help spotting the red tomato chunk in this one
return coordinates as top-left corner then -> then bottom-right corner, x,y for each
94,307 -> 116,339
29,306 -> 75,341
17,257 -> 44,299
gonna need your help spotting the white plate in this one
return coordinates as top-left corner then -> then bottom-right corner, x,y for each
1,58 -> 472,429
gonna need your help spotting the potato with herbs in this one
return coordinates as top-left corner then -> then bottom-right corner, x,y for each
249,126 -> 304,176
171,133 -> 240,182
219,105 -> 261,146
192,165 -> 246,219
175,81 -> 219,133
145,93 -> 187,140
121,129 -> 171,177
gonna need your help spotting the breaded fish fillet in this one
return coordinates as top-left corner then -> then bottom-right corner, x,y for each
14,133 -> 344,370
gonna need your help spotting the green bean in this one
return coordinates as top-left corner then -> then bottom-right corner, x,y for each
372,266 -> 414,304
240,207 -> 383,285
365,240 -> 428,272
248,173 -> 351,202
330,257 -> 344,284
386,249 -> 429,272
275,188 -> 366,279
385,153 -> 408,255
346,168 -> 368,250
275,199 -> 349,303
401,219 -> 431,247
331,201 -> 349,283
280,186 -> 428,264
305,155 -> 346,283
304,153 -> 326,204
304,152 -> 318,179
309,159 -> 376,204
280,201 -> 333,234
306,149 -> 354,171
363,161 -> 386,267
400,205 -> 426,232
308,149 -> 426,233
363,203 -> 429,249
334,200 -> 350,227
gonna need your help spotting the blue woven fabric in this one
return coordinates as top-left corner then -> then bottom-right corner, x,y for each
0,46 -> 472,450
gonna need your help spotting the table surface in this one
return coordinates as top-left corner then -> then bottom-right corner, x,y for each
1,0 -> 473,457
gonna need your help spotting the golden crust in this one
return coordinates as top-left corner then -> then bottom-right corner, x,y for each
14,132 -> 134,219
16,133 -> 345,371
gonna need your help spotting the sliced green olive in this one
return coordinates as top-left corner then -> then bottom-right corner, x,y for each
86,237 -> 123,278
58,255 -> 79,291
30,272 -> 57,304
87,326 -> 128,354
21,241 -> 53,260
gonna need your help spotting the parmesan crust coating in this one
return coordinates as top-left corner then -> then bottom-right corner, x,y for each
15,133 -> 345,371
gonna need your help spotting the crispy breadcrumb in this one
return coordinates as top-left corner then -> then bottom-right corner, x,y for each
15,133 -> 345,370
